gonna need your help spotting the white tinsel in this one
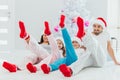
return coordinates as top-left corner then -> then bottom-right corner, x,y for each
61,0 -> 93,37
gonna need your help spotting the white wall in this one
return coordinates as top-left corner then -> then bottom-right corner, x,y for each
107,0 -> 119,28
107,0 -> 120,51
15,0 -> 108,50
117,0 -> 120,28
86,0 -> 107,18
15,0 -> 64,50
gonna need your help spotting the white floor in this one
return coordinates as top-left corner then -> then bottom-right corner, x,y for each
0,50 -> 120,80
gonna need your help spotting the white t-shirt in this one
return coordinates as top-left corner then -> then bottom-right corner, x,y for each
75,48 -> 85,59
92,31 -> 111,61
40,44 -> 51,54
58,50 -> 65,58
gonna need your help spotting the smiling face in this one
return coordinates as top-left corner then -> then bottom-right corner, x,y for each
93,23 -> 103,35
56,39 -> 64,50
42,34 -> 48,43
39,34 -> 49,44
72,41 -> 80,49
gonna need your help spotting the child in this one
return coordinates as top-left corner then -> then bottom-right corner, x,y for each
56,37 -> 66,57
40,15 -> 83,74
26,21 -> 66,73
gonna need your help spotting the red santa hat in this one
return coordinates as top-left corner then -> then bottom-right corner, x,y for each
72,37 -> 82,47
93,17 -> 107,28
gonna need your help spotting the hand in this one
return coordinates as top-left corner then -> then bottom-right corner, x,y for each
115,62 -> 120,65
72,17 -> 77,23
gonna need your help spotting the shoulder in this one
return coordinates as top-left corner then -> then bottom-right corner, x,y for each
102,31 -> 111,40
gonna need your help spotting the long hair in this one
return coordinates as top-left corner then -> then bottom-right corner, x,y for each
61,45 -> 66,57
38,34 -> 49,45
59,40 -> 66,57
38,34 -> 44,44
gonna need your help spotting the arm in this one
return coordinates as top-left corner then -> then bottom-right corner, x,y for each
107,41 -> 120,65
47,34 -> 61,59
44,21 -> 61,60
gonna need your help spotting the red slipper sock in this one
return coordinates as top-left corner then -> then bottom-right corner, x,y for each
44,21 -> 51,35
19,21 -> 30,40
59,64 -> 72,77
26,63 -> 37,73
41,64 -> 50,74
59,15 -> 65,28
2,61 -> 17,72
76,17 -> 85,39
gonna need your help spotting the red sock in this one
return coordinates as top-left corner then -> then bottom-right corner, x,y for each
41,64 -> 50,74
59,15 -> 65,28
59,64 -> 72,77
26,63 -> 37,73
44,21 -> 51,35
19,21 -> 29,39
2,61 -> 17,72
76,17 -> 85,39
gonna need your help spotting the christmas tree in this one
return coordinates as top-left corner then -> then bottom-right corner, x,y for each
62,0 -> 93,37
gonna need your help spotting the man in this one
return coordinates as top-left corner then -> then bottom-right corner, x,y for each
91,17 -> 120,65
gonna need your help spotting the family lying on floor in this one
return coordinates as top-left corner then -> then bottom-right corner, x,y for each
0,15 -> 120,77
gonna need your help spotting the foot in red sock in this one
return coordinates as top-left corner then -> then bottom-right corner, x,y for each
59,15 -> 65,28
76,17 -> 85,39
59,64 -> 72,77
2,61 -> 17,72
26,63 -> 37,73
19,21 -> 29,40
44,21 -> 51,35
41,64 -> 50,74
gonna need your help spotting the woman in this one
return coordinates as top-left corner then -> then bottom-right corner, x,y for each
2,21 -> 65,73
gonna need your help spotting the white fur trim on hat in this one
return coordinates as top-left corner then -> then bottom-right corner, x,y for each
92,17 -> 107,29
72,37 -> 82,46
56,37 -> 65,46
94,20 -> 105,28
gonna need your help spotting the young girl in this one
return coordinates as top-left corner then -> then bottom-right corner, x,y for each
40,15 -> 82,74
56,37 -> 66,57
26,21 -> 66,73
